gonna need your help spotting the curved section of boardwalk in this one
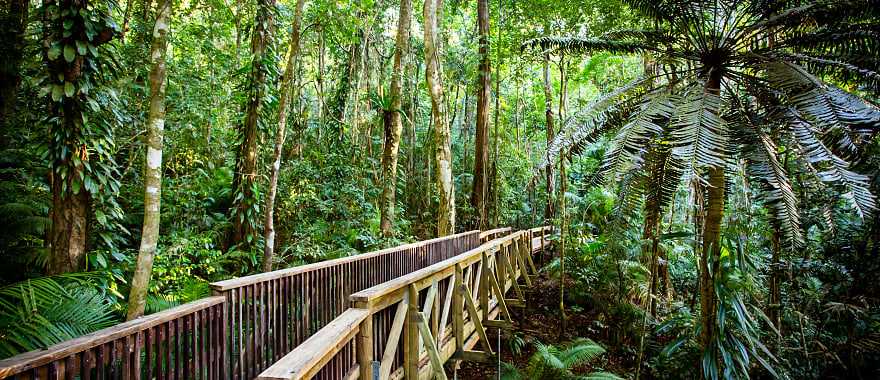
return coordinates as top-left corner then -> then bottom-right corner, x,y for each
257,227 -> 551,380
0,227 -> 551,380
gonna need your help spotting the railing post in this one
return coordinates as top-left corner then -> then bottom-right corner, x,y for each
480,252 -> 490,322
404,285 -> 419,379
357,314 -> 374,380
453,264 -> 464,353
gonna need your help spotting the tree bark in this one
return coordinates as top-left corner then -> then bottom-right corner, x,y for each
45,0 -> 114,274
0,0 -> 29,135
698,71 -> 725,356
127,0 -> 171,320
470,0 -> 490,229
542,55 -> 555,223
424,0 -> 454,236
261,0 -> 305,272
379,0 -> 412,237
768,224 -> 782,333
229,0 -> 275,250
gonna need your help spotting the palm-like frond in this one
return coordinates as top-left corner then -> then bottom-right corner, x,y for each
522,36 -> 655,55
577,373 -> 625,380
558,338 -> 607,368
539,76 -> 649,171
621,0 -> 690,23
729,99 -> 805,250
0,275 -> 116,358
767,61 -> 875,157
520,339 -> 620,380
789,115 -> 876,218
600,90 -> 676,180
669,83 -> 727,173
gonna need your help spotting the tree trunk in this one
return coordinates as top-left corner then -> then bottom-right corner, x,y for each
0,0 -> 29,136
45,0 -> 114,274
768,224 -> 782,332
379,0 -> 412,237
542,55 -> 555,223
698,73 -> 725,358
127,0 -> 171,320
261,0 -> 305,272
424,0 -> 454,236
229,0 -> 275,250
470,0 -> 490,229
558,154 -> 568,334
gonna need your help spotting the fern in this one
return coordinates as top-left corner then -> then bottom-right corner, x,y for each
0,274 -> 116,358
504,338 -> 623,380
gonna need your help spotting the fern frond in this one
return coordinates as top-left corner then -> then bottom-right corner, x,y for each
577,372 -> 625,380
767,60 -> 877,157
669,83 -> 727,173
621,0 -> 688,23
789,112 -> 876,218
600,90 -> 676,181
0,275 -> 115,357
737,123 -> 804,250
559,338 -> 606,368
522,36 -> 654,55
776,52 -> 880,91
602,29 -> 674,44
539,77 -> 649,172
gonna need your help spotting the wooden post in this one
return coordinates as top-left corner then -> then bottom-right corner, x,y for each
453,264 -> 464,353
357,315 -> 373,380
496,245 -> 507,291
480,252 -> 490,322
416,312 -> 449,380
405,285 -> 419,379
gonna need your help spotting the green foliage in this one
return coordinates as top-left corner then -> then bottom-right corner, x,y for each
0,274 -> 116,358
501,338 -> 623,380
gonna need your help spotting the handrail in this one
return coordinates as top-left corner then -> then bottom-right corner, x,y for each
350,232 -> 523,310
0,296 -> 226,379
211,230 -> 482,380
211,230 -> 480,291
259,227 -> 551,380
257,308 -> 369,380
478,227 -> 511,241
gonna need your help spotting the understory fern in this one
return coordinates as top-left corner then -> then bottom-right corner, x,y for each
0,274 -> 116,358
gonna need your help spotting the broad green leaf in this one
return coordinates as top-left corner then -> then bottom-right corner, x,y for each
63,45 -> 75,62
47,44 -> 61,60
64,82 -> 75,97
51,85 -> 63,102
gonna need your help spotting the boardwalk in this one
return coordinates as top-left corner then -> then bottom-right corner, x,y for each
0,227 -> 551,380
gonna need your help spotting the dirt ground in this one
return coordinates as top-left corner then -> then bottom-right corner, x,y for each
447,274 -> 631,379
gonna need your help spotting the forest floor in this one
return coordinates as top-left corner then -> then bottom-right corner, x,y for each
455,274 -> 630,379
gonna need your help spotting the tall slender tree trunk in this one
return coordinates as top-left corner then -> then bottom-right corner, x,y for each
127,0 -> 171,320
0,0 -> 29,135
229,0 -> 275,250
45,0 -> 114,274
470,0 -> 490,229
424,0 -> 454,236
699,72 -> 725,356
558,154 -> 568,334
262,0 -> 305,272
379,0 -> 411,237
542,55 -> 555,223
768,225 -> 782,332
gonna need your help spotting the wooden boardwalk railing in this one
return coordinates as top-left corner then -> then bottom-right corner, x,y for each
0,231 -> 484,380
0,297 -> 228,380
257,226 -> 552,380
0,228 -> 544,380
208,231 -> 481,380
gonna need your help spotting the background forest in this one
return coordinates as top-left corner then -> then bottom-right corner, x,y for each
1,0 -> 879,379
